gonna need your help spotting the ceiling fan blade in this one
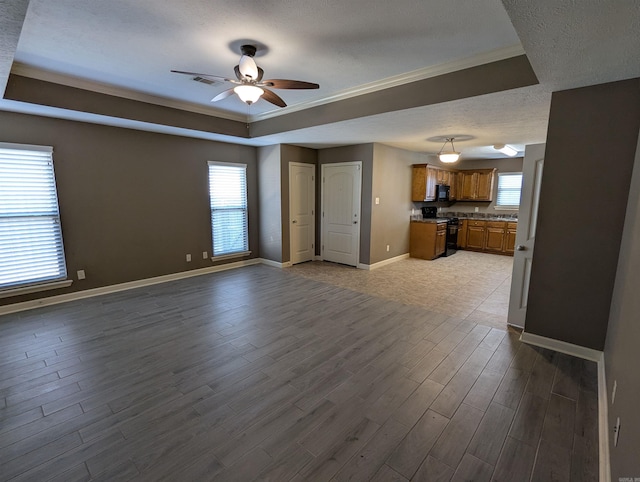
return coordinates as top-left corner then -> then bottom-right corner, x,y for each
256,67 -> 264,82
211,88 -> 235,103
171,70 -> 230,81
261,79 -> 319,90
261,88 -> 287,108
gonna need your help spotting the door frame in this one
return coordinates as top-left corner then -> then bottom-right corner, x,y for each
288,162 -> 316,265
320,161 -> 362,267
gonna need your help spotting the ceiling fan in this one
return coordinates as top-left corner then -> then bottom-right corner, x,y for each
171,44 -> 319,108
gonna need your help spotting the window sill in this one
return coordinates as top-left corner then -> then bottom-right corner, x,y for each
494,206 -> 519,211
0,279 -> 73,299
210,250 -> 252,262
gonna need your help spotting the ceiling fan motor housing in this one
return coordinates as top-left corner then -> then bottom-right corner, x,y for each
240,45 -> 257,57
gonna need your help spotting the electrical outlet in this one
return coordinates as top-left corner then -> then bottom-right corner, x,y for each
612,380 -> 617,405
202,251 -> 208,259
375,197 -> 380,205
186,254 -> 191,262
386,245 -> 390,252
474,207 -> 479,212
77,270 -> 86,280
614,417 -> 621,447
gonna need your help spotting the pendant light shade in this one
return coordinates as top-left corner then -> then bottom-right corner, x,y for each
438,138 -> 461,163
238,55 -> 259,80
234,85 -> 264,104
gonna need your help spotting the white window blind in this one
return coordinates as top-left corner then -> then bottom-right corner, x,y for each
0,143 -> 67,290
208,162 -> 249,257
496,172 -> 523,207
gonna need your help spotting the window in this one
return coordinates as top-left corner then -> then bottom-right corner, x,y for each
208,161 -> 249,257
0,143 -> 68,290
496,172 -> 523,208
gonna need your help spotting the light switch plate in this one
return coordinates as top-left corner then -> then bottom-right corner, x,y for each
186,254 -> 191,262
77,270 -> 86,280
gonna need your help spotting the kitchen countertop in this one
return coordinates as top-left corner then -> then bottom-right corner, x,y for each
458,217 -> 518,222
411,218 -> 449,224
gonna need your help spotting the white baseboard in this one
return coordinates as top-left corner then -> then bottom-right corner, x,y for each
520,331 -> 609,481
358,253 -> 410,271
0,258 -> 261,316
259,258 -> 292,268
519,331 -> 603,362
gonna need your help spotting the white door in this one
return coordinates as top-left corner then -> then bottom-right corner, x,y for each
289,162 -> 315,265
508,143 -> 545,328
321,162 -> 362,267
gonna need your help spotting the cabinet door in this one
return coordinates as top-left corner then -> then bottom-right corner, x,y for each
460,172 -> 477,200
441,170 -> 450,186
466,225 -> 485,249
436,228 -> 446,256
457,219 -> 467,247
476,171 -> 495,201
485,227 -> 505,252
411,166 -> 427,201
504,223 -> 517,254
410,222 -> 438,260
426,167 -> 438,201
449,172 -> 457,200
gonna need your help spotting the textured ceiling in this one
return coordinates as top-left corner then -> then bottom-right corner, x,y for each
2,0 -> 639,158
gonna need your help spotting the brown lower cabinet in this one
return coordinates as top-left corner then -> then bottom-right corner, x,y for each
458,219 -> 516,256
410,221 -> 448,260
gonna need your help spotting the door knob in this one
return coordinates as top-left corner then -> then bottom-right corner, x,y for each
353,221 -> 358,224
292,220 -> 297,224
516,245 -> 526,251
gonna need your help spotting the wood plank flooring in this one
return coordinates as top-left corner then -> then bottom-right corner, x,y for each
0,265 -> 599,481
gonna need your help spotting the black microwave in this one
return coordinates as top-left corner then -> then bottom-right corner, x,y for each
435,184 -> 450,201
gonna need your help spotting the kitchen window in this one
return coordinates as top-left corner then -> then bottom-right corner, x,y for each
496,172 -> 523,208
208,161 -> 250,258
0,143 -> 70,296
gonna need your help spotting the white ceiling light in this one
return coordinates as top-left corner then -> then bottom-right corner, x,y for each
493,144 -> 518,156
238,55 -> 259,80
233,85 -> 264,105
438,137 -> 461,163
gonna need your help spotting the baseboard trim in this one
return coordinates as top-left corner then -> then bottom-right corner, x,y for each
259,259 -> 292,268
519,331 -> 602,362
0,258 -> 261,316
520,331 -> 609,481
358,253 -> 410,271
597,356 -> 611,482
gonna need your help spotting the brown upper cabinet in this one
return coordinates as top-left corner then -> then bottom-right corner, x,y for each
412,165 -> 495,202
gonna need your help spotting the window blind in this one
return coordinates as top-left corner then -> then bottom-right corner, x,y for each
208,162 -> 249,256
0,143 -> 67,289
496,173 -> 523,207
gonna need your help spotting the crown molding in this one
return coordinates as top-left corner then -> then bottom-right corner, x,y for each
249,44 -> 526,122
10,62 -> 247,122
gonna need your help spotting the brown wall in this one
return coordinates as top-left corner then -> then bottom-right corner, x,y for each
525,78 -> 640,350
0,110 -> 259,306
317,144 -> 374,264
257,145 -> 282,263
370,144 -> 422,264
604,126 -> 640,480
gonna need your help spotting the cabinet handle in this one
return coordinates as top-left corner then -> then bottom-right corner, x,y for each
516,245 -> 526,251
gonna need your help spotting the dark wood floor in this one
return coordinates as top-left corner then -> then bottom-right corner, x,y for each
0,265 -> 599,481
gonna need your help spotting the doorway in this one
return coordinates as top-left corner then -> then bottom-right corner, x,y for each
321,162 -> 362,267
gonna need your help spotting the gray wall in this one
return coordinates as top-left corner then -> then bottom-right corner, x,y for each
257,145 -> 282,263
317,144 -> 374,264
370,144 -> 422,264
525,78 -> 640,350
0,110 -> 259,306
604,127 -> 640,479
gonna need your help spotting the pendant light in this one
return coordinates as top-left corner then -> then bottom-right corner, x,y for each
233,85 -> 264,105
438,138 -> 461,163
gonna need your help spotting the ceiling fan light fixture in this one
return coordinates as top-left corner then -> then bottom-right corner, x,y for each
493,144 -> 518,157
238,55 -> 259,80
438,138 -> 461,163
234,85 -> 264,104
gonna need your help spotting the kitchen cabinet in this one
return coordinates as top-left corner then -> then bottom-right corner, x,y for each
411,164 -> 457,202
465,220 -> 487,250
449,172 -> 458,200
456,169 -> 496,201
410,221 -> 447,260
504,222 -> 517,254
485,221 -> 506,253
460,219 -> 517,255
